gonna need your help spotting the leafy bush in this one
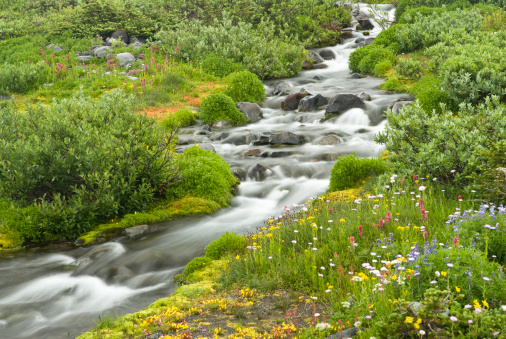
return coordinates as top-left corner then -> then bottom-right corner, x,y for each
183,256 -> 212,276
0,63 -> 46,94
161,109 -> 196,129
329,154 -> 387,192
224,71 -> 265,104
349,45 -> 396,74
205,231 -> 247,260
469,140 -> 506,203
373,59 -> 393,76
0,90 -> 177,241
372,23 -> 406,53
202,54 -> 244,78
396,58 -> 424,80
168,146 -> 237,206
155,14 -> 305,79
375,96 -> 506,186
398,6 -> 444,24
199,93 -> 248,126
409,74 -> 450,113
378,77 -> 408,92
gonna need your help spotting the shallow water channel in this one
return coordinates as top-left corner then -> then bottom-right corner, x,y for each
0,5 -> 406,338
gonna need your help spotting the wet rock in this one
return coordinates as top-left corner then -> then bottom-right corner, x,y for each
357,92 -> 372,101
325,94 -> 365,117
78,56 -> 91,62
247,164 -> 269,181
251,133 -> 271,146
53,45 -> 63,52
200,144 -> 216,153
201,124 -> 211,132
358,19 -> 374,30
232,168 -> 246,181
243,149 -> 262,157
302,59 -> 312,70
116,52 -> 136,67
298,94 -> 328,112
209,132 -> 229,141
355,37 -> 365,43
236,102 -> 263,123
271,151 -> 291,158
272,81 -> 291,96
195,130 -> 210,135
129,36 -> 147,44
355,128 -> 370,133
94,46 -> 113,58
0,95 -> 13,100
340,28 -> 354,39
224,133 -> 253,145
391,101 -> 414,114
282,92 -> 308,110
148,330 -> 165,339
269,132 -> 305,145
350,73 -> 365,79
313,75 -> 323,81
177,139 -> 189,145
326,327 -> 363,338
111,30 -> 129,44
309,52 -> 324,64
312,63 -> 328,70
316,134 -> 342,145
318,49 -> 335,60
131,41 -> 144,50
364,37 -> 375,46
295,113 -> 318,123
125,224 -> 149,238
212,120 -> 232,128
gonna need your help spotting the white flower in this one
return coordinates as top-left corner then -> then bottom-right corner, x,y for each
450,316 -> 458,322
419,186 -> 426,191
292,240 -> 297,244
419,330 -> 426,335
435,271 -> 440,277
501,305 -> 506,311
351,276 -> 363,282
433,178 -> 437,181
341,301 -> 351,308
314,313 -> 320,317
315,322 -> 330,331
354,321 -> 361,326
483,277 -> 491,281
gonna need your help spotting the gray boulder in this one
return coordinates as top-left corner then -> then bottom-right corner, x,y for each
357,92 -> 372,101
117,52 -> 136,68
125,225 -> 149,238
316,134 -> 342,145
111,30 -> 129,44
318,49 -> 335,60
350,73 -> 365,79
94,46 -> 113,58
309,52 -> 324,64
209,132 -> 229,141
391,101 -> 413,114
129,36 -> 146,44
213,120 -> 233,128
200,144 -> 216,153
0,95 -> 13,101
125,76 -> 138,82
355,37 -> 365,43
247,164 -> 270,181
269,132 -> 305,145
78,56 -> 91,62
364,37 -> 375,46
131,41 -> 144,50
272,81 -> 291,96
53,45 -> 63,52
358,19 -> 374,30
325,94 -> 365,117
236,102 -> 263,123
251,133 -> 271,146
243,149 -> 262,157
298,94 -> 328,112
282,92 -> 308,110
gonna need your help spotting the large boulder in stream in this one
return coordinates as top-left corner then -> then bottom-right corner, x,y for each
318,49 -> 336,60
308,52 -> 324,64
391,101 -> 414,114
282,92 -> 307,110
298,94 -> 328,112
247,164 -> 270,181
269,132 -> 306,145
357,19 -> 374,30
272,81 -> 291,96
236,102 -> 263,123
325,94 -> 366,118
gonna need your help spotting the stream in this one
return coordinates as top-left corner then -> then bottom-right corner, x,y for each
0,5 -> 406,338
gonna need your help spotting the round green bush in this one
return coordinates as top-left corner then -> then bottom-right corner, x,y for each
205,231 -> 247,260
202,54 -> 244,78
183,256 -> 212,276
409,75 -> 450,113
161,109 -> 196,129
168,146 -> 237,206
349,45 -> 396,75
224,71 -> 266,104
329,154 -> 387,192
199,93 -> 248,126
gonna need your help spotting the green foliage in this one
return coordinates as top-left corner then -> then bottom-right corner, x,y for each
372,23 -> 406,53
205,231 -> 247,260
396,58 -> 424,80
161,109 -> 196,129
224,71 -> 265,104
409,74 -> 450,113
155,14 -> 305,79
398,6 -> 444,24
0,63 -> 46,94
202,54 -> 245,78
349,45 -> 396,74
183,256 -> 212,276
168,146 -> 237,206
329,154 -> 387,192
199,93 -> 248,126
378,77 -> 408,92
0,90 -> 177,241
375,96 -> 506,186
373,59 -> 393,76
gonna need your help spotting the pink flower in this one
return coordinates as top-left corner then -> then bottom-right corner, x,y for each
385,211 -> 391,223
453,237 -> 459,248
358,225 -> 363,237
421,209 -> 427,221
350,236 -> 354,246
424,231 -> 428,241
458,195 -> 462,201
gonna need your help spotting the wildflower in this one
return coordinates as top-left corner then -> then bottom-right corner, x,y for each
405,316 -> 414,324
341,301 -> 350,308
464,304 -> 471,309
419,186 -> 426,191
458,195 -> 462,201
450,316 -> 458,322
419,330 -> 426,335
482,300 -> 489,309
435,271 -> 440,277
350,236 -> 355,246
292,240 -> 296,244
453,237 -> 459,248
483,277 -> 491,281
358,225 -> 363,236
447,263 -> 453,268
455,286 -> 461,292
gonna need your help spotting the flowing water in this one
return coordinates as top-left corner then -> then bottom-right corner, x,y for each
0,5 -> 406,338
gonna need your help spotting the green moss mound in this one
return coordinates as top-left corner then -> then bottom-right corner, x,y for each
329,154 -> 387,192
161,109 -> 196,129
205,231 -> 247,260
224,71 -> 266,104
199,93 -> 248,126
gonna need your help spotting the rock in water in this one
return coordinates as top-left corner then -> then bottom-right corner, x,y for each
318,49 -> 335,60
236,102 -> 263,123
391,101 -> 414,114
269,132 -> 305,145
282,93 -> 307,110
298,94 -> 328,112
325,94 -> 365,117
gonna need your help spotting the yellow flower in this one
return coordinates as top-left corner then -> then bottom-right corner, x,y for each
482,300 -> 489,309
473,299 -> 481,309
340,218 -> 346,222
441,271 -> 447,277
455,286 -> 461,292
405,316 -> 414,324
235,255 -> 240,259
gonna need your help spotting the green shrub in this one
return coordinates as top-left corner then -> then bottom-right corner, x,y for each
0,90 -> 177,241
199,93 -> 248,126
0,63 -> 46,94
396,58 -> 424,80
398,6 -> 444,24
378,77 -> 408,92
373,59 -> 393,76
205,231 -> 247,260
329,154 -> 387,192
224,71 -> 265,104
155,14 -> 305,79
375,96 -> 506,186
183,256 -> 212,276
409,74 -> 450,113
202,54 -> 245,78
349,45 -> 396,75
161,109 -> 196,129
168,146 -> 237,206
372,24 -> 406,53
